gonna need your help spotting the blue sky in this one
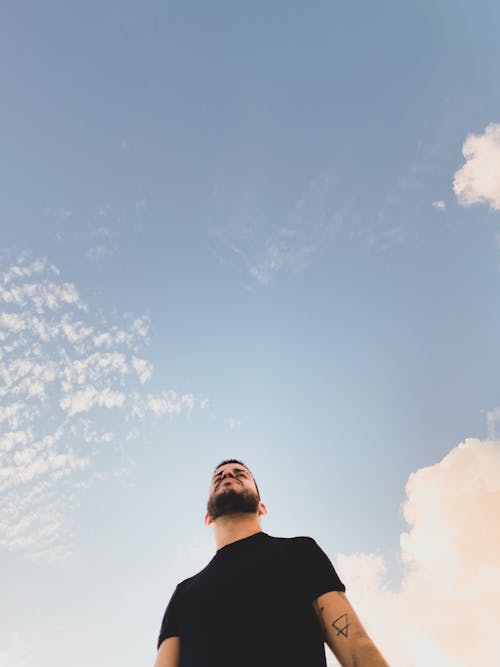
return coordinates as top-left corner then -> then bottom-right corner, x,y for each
1,2 -> 500,666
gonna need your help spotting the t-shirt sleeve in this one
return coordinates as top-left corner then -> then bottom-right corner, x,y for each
299,537 -> 345,600
157,585 -> 181,649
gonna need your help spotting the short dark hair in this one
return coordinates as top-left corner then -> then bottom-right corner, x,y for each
213,459 -> 261,499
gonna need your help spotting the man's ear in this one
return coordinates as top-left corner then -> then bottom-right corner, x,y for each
258,502 -> 267,517
205,512 -> 213,526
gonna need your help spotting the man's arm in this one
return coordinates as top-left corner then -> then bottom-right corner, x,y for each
154,637 -> 180,667
313,591 -> 389,667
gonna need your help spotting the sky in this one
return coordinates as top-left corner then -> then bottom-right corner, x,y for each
1,1 -> 500,665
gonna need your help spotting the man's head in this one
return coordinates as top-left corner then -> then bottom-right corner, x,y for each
205,459 -> 267,524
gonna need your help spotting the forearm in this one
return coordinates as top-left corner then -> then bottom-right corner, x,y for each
348,637 -> 389,667
325,632 -> 389,667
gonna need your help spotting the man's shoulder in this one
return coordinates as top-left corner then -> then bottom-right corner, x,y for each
267,533 -> 317,545
172,560 -> 214,593
264,533 -> 320,553
176,562 -> 212,590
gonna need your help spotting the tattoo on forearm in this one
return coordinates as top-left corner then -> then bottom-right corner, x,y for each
332,613 -> 350,638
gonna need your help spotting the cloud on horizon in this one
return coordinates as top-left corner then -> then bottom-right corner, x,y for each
0,255 -> 206,564
333,438 -> 500,667
454,123 -> 500,211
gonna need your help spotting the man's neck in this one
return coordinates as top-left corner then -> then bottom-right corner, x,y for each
212,513 -> 263,550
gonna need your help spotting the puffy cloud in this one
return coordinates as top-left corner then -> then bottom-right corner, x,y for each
0,254 -> 204,563
333,439 -> 500,667
0,429 -> 32,453
453,123 -> 500,210
0,402 -> 24,425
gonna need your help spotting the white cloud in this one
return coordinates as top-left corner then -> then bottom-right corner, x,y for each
432,200 -> 446,210
131,356 -> 153,383
333,438 -> 500,667
131,391 -> 203,418
60,316 -> 93,344
59,386 -> 125,416
85,245 -> 116,263
0,281 -> 80,312
0,429 -> 32,453
453,123 -> 500,210
0,254 -> 204,563
91,319 -> 150,349
0,402 -> 24,425
3,258 -> 58,285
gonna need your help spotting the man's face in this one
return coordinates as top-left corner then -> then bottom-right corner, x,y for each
206,463 -> 262,522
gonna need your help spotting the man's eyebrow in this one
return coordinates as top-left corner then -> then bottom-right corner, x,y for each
212,467 -> 248,480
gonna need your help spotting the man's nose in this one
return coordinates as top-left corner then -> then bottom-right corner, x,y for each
221,470 -> 235,480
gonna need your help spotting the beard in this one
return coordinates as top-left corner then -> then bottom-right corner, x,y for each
206,486 -> 260,521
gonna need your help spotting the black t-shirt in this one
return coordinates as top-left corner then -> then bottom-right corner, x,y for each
157,532 -> 345,667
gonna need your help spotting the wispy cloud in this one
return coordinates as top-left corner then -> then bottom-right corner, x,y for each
223,417 -> 241,430
46,207 -> 73,221
334,438 -> 500,667
432,200 -> 446,210
212,140 -> 445,284
84,223 -> 118,263
348,144 -> 444,259
454,122 -> 500,210
486,405 -> 500,439
211,174 -> 354,286
0,254 -> 206,564
84,245 -> 117,263
131,391 -> 198,418
89,225 -> 114,240
49,203 -> 142,263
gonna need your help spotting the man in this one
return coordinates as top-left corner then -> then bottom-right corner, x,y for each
155,459 -> 389,667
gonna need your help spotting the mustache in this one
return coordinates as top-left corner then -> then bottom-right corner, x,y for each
215,477 -> 242,489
